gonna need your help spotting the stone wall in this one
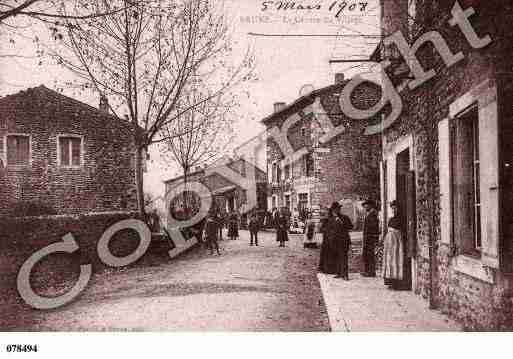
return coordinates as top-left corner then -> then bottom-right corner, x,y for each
0,212 -> 170,314
0,86 -> 138,216
381,0 -> 513,329
264,82 -> 382,213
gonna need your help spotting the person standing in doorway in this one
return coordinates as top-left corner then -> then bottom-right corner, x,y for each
383,200 -> 404,289
275,207 -> 289,247
361,199 -> 380,277
248,210 -> 260,246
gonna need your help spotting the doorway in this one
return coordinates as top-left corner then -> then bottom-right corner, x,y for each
396,149 -> 416,291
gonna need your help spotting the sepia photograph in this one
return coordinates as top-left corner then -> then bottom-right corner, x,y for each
1,0 -> 512,355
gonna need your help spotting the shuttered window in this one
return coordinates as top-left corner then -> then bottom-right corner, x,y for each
59,136 -> 82,167
451,105 -> 481,256
6,135 -> 30,166
442,81 -> 500,271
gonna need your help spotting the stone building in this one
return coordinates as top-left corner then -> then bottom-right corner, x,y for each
163,157 -> 267,225
374,0 -> 513,329
0,85 -> 139,216
261,75 -> 382,225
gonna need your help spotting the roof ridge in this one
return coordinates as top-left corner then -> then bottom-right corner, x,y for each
0,84 -> 137,130
261,80 -> 350,124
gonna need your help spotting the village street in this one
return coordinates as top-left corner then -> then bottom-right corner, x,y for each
6,231 -> 330,331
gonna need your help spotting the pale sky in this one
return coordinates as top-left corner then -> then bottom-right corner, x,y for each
0,0 -> 381,197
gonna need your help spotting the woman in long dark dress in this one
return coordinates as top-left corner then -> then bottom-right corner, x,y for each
331,202 -> 353,279
319,203 -> 353,276
318,211 -> 331,273
275,207 -> 289,247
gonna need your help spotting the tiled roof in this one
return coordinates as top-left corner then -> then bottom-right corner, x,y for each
0,85 -> 134,128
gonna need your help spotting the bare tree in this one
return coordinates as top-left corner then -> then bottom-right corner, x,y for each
49,0 -> 253,215
0,1 -> 133,23
163,83 -> 234,212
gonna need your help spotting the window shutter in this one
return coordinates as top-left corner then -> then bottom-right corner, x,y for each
6,136 -> 29,165
60,138 -> 69,166
438,118 -> 451,246
453,116 -> 475,255
479,98 -> 500,268
71,138 -> 81,166
19,137 -> 29,164
7,136 -> 17,164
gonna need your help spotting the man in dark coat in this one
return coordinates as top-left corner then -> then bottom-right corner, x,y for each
248,210 -> 260,246
227,210 -> 239,240
204,212 -> 221,255
361,199 -> 380,277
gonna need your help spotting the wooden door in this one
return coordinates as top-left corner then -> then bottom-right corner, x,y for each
406,171 -> 417,258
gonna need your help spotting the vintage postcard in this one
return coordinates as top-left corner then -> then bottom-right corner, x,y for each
1,0 -> 512,352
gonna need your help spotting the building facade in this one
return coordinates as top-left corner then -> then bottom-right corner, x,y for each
376,0 -> 513,329
0,85 -> 139,216
262,75 -> 382,225
164,157 -> 267,225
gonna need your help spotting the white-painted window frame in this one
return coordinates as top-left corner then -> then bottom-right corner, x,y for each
57,134 -> 84,168
439,79 -> 499,282
3,133 -> 32,167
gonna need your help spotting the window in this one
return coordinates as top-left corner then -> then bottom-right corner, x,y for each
301,127 -> 307,137
59,136 -> 82,167
285,195 -> 291,210
276,164 -> 282,183
451,105 -> 481,254
6,134 -> 30,166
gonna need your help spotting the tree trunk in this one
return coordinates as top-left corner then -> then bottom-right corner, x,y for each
135,146 -> 146,218
183,167 -> 189,218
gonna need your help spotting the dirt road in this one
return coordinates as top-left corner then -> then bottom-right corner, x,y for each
3,230 -> 330,331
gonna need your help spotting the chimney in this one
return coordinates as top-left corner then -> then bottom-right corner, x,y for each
335,73 -> 345,84
273,102 -> 286,113
99,94 -> 109,113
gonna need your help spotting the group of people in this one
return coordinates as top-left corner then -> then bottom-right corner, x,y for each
200,209 -> 241,255
317,198 -> 410,289
200,205 -> 297,254
361,198 -> 411,290
244,206 -> 291,247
